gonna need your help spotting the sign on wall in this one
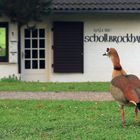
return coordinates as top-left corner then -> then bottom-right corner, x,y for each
9,24 -> 18,64
9,41 -> 18,63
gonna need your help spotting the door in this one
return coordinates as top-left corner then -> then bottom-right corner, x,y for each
21,26 -> 47,82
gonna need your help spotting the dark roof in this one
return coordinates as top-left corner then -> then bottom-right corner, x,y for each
51,0 -> 140,13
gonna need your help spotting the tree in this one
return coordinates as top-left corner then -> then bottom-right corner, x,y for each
0,0 -> 52,26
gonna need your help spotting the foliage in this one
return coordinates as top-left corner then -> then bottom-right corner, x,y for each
0,74 -> 20,82
0,0 -> 52,25
0,28 -> 6,56
0,100 -> 140,140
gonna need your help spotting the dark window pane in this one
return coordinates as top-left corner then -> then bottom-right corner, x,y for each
25,29 -> 30,38
32,40 -> 38,48
25,39 -> 30,48
32,50 -> 38,58
39,50 -> 45,58
40,60 -> 45,69
39,29 -> 45,37
32,29 -> 38,38
25,50 -> 31,58
32,60 -> 38,69
39,39 -> 45,48
25,60 -> 31,69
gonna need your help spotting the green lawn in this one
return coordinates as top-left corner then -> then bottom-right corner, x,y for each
0,81 -> 110,92
0,100 -> 140,140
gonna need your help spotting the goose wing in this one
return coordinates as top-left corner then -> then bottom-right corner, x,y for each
111,75 -> 140,104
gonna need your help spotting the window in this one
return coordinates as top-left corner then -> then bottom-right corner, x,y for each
0,22 -> 8,62
24,28 -> 46,69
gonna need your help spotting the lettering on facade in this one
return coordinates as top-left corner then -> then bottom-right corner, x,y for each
84,28 -> 140,43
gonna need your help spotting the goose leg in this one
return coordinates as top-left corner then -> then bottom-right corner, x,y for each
134,107 -> 138,126
120,105 -> 125,127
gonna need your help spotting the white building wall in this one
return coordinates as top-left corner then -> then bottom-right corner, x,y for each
50,14 -> 140,82
2,15 -> 140,82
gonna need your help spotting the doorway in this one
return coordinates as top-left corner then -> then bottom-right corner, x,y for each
21,25 -> 47,82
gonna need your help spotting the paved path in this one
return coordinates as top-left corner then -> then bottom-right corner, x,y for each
0,92 -> 114,101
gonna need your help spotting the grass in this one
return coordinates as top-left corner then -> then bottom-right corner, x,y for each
0,81 -> 109,92
0,100 -> 140,140
0,75 -> 110,92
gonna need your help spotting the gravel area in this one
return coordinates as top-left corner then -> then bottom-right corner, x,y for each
0,92 -> 114,101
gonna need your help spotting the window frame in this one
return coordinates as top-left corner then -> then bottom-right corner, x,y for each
24,28 -> 46,69
0,22 -> 8,62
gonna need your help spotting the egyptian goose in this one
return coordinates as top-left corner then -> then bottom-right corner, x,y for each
103,48 -> 140,127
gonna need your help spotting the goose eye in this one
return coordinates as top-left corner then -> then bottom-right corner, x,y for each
107,48 -> 109,52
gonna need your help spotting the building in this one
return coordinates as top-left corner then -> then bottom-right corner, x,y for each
1,0 -> 140,82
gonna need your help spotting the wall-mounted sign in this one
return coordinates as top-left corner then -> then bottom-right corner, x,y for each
9,41 -> 18,63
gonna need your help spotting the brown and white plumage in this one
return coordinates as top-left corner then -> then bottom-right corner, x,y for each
103,48 -> 140,126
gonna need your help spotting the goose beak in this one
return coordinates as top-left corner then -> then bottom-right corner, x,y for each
103,52 -> 107,56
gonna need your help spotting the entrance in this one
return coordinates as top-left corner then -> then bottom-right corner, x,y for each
21,26 -> 47,82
